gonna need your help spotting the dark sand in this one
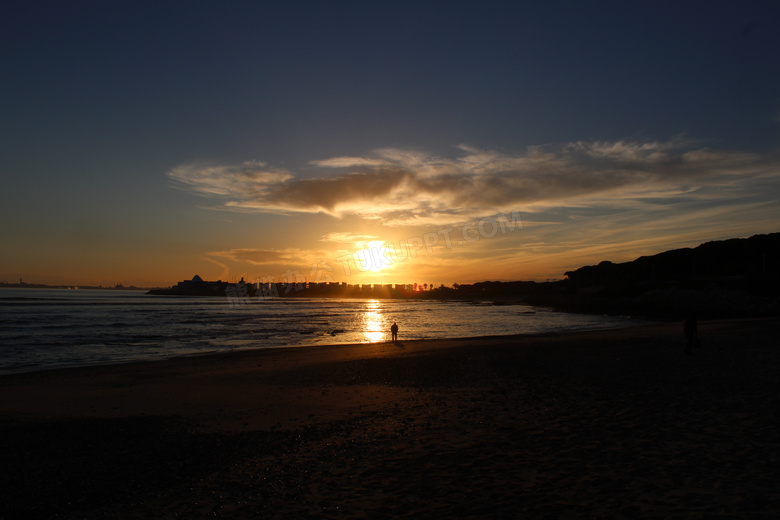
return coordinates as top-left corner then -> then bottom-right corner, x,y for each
1,319 -> 778,519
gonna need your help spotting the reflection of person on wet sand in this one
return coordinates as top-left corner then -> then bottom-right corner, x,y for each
390,322 -> 398,343
684,313 -> 699,355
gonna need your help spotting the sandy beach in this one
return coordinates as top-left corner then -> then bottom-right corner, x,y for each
1,318 -> 778,519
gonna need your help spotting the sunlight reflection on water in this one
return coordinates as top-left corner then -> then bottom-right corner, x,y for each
0,288 -> 650,374
361,299 -> 389,342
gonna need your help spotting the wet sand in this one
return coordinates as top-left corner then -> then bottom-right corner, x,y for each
1,319 -> 778,519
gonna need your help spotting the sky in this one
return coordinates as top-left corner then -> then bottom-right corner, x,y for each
2,0 -> 780,288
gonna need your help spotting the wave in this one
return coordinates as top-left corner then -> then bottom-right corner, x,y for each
0,294 -> 648,375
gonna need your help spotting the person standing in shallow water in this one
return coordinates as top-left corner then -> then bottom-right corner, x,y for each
390,322 -> 398,343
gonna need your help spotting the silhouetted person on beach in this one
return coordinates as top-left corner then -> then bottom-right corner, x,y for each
684,313 -> 699,355
390,322 -> 398,343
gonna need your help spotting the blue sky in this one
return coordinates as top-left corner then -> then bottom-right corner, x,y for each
2,1 -> 779,286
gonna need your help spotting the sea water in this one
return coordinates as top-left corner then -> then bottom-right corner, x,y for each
0,287 -> 646,374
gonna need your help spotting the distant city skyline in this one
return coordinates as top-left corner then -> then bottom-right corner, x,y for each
3,1 -> 780,287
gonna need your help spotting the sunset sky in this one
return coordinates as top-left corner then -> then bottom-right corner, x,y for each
2,1 -> 780,287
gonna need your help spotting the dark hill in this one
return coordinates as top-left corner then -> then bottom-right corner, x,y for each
564,233 -> 780,291
545,233 -> 780,318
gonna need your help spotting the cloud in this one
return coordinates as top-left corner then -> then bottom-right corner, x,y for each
207,249 -> 289,266
206,248 -> 343,272
320,232 -> 379,244
168,139 -> 779,224
311,156 -> 392,168
199,255 -> 230,280
168,161 -> 293,197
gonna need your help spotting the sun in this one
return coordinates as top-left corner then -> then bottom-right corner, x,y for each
353,240 -> 394,273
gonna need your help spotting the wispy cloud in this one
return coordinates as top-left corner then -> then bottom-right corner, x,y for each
206,247 -> 338,270
168,139 -> 779,225
320,232 -> 379,244
199,255 -> 230,280
207,249 -> 288,265
168,161 -> 293,197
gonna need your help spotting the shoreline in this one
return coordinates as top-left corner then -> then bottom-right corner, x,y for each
1,287 -> 659,377
2,318 -> 778,518
0,313 -> 654,377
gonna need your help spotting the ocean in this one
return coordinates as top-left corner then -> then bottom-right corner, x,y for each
0,288 -> 647,374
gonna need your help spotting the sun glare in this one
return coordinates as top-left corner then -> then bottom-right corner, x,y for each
353,240 -> 393,273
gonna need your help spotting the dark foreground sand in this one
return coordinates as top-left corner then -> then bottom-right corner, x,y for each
1,319 -> 779,519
